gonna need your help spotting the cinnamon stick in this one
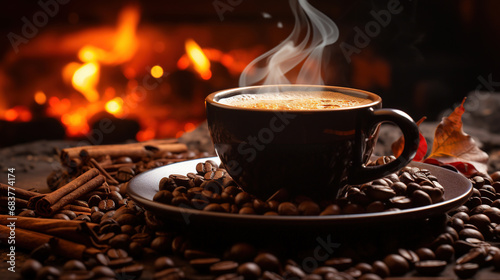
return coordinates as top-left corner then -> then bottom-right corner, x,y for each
0,224 -> 100,259
89,158 -> 119,185
0,183 -> 39,200
0,215 -> 103,247
29,169 -> 104,217
61,139 -> 185,160
0,196 -> 29,209
62,205 -> 92,213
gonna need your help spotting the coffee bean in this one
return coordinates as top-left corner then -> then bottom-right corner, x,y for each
415,260 -> 446,276
390,182 -> 407,195
239,207 -> 256,215
450,217 -> 465,232
58,210 -> 77,219
75,214 -> 91,222
466,196 -> 482,209
397,248 -> 419,266
365,185 -> 396,201
454,263 -> 479,279
116,166 -> 135,182
159,177 -> 177,192
36,266 -> 61,280
228,243 -> 256,262
366,201 -> 385,213
305,266 -> 332,277
278,202 -> 299,216
358,273 -> 383,280
20,259 -> 42,279
190,258 -> 221,272
151,235 -> 172,253
383,254 -> 409,276
283,264 -> 306,279
459,228 -> 485,241
204,203 -> 225,212
320,204 -> 341,215
130,232 -> 152,246
371,260 -> 390,278
325,257 -> 353,271
210,261 -> 239,275
342,203 -> 365,214
109,234 -> 130,249
107,248 -> 128,259
415,247 -> 435,261
108,257 -> 134,268
237,262 -> 261,280
262,271 -> 285,280
53,213 -> 70,220
253,199 -> 268,214
389,196 -> 412,209
298,200 -> 321,215
435,244 -> 454,261
18,209 -> 36,217
153,190 -> 173,204
91,266 -> 116,278
171,195 -> 190,207
99,221 -> 121,235
154,256 -> 175,271
88,194 -> 102,208
63,260 -> 87,271
412,190 -> 432,207
456,247 -> 487,265
354,263 -> 372,274
234,192 -> 252,206
98,199 -> 116,211
154,267 -> 185,279
184,249 -> 215,260
452,211 -> 470,222
115,264 -> 144,278
469,213 -> 491,231
483,207 -> 500,223
253,252 -> 280,272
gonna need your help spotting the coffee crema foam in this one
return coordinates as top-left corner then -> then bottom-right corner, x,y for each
219,91 -> 373,110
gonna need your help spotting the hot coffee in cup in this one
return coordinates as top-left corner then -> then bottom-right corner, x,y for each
218,90 -> 373,110
206,85 -> 419,199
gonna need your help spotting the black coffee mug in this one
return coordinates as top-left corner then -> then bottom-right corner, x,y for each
206,85 -> 419,199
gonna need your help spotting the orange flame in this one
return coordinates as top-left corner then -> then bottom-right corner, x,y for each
185,39 -> 212,80
71,62 -> 100,103
34,91 -> 47,105
66,5 -> 140,103
105,97 -> 124,116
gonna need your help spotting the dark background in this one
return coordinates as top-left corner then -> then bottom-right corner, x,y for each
0,0 -> 499,145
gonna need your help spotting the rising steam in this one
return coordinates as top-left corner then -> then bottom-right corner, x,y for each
239,0 -> 339,86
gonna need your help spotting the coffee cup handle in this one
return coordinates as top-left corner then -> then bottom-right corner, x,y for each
348,108 -> 420,185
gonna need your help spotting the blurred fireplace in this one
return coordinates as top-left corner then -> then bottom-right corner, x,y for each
0,0 -> 499,147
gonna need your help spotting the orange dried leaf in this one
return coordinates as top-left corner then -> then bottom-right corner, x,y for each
428,98 -> 489,173
392,117 -> 427,161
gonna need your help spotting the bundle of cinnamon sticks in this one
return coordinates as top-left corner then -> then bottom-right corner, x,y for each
28,168 -> 105,217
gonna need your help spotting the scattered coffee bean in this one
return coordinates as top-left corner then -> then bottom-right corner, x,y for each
454,263 -> 479,278
210,261 -> 239,275
383,254 -> 409,276
237,262 -> 261,280
20,259 -> 42,279
415,260 -> 447,276
36,266 -> 61,280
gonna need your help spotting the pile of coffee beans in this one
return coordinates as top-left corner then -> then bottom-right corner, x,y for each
14,152 -> 500,280
153,158 -> 445,216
